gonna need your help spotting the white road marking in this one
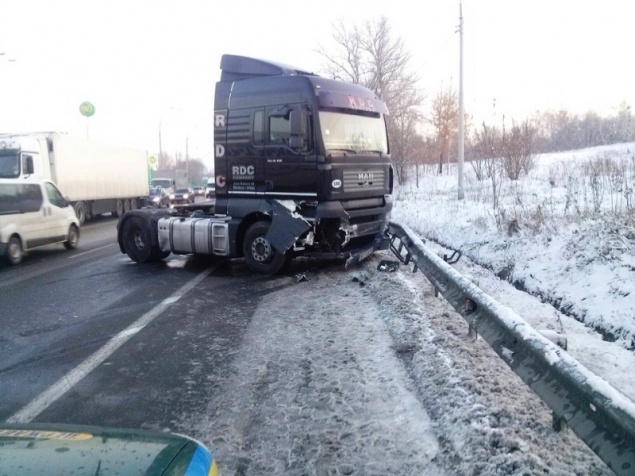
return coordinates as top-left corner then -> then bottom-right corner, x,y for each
68,244 -> 116,259
6,266 -> 216,424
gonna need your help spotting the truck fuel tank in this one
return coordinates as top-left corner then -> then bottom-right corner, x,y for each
158,216 -> 231,256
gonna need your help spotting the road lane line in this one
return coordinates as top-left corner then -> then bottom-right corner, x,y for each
6,265 -> 217,424
68,244 -> 117,259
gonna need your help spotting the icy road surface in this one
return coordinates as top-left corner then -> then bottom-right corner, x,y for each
187,252 -> 614,475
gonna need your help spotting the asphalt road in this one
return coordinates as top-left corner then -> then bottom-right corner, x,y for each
0,213 -> 297,431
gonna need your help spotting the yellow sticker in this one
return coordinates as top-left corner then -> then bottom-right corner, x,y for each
0,429 -> 93,441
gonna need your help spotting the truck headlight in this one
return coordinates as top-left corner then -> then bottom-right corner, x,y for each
153,197 -> 160,202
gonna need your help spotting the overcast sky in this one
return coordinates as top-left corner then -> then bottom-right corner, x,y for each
1,0 -> 633,171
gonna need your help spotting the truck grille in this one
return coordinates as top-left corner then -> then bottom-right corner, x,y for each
343,169 -> 385,193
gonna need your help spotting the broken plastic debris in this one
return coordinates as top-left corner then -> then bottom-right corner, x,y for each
377,260 -> 400,272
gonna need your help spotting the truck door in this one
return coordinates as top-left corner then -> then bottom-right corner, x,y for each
222,108 -> 265,199
263,105 -> 316,199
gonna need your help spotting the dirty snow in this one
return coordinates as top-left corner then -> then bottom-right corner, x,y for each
189,257 -> 614,475
187,144 -> 635,475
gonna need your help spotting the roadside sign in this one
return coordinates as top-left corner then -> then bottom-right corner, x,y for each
79,101 -> 95,117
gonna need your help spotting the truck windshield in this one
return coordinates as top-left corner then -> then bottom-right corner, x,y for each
319,111 -> 388,155
0,152 -> 20,178
151,179 -> 173,189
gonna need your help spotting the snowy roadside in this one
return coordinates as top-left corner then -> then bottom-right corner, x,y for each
392,143 -> 635,351
190,255 -> 612,475
418,238 -> 635,402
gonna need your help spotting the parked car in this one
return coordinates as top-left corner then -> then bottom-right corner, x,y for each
0,178 -> 80,265
170,188 -> 194,204
205,179 -> 215,198
147,186 -> 170,208
192,186 -> 205,197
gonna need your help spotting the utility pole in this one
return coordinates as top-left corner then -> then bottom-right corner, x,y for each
457,1 -> 465,200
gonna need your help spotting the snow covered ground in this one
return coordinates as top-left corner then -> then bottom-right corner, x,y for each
391,143 -> 635,402
188,256 -> 615,474
187,144 -> 635,474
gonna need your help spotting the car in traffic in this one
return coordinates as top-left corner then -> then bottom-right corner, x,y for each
192,186 -> 205,197
205,179 -> 215,198
0,178 -> 80,265
147,186 -> 170,208
170,188 -> 194,204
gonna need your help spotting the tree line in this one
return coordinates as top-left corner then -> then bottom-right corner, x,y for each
156,151 -> 208,186
319,17 -> 635,185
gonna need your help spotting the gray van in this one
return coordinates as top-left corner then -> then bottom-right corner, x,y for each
0,178 -> 80,265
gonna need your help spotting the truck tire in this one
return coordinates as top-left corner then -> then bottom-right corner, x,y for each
115,199 -> 124,217
74,202 -> 86,225
63,224 -> 80,250
242,220 -> 289,275
6,236 -> 22,265
149,248 -> 171,262
124,199 -> 131,213
121,216 -> 153,263
130,198 -> 138,210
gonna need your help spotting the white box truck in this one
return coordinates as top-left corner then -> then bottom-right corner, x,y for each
0,132 -> 150,224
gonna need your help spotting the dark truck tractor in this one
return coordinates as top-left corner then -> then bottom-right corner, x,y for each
118,54 -> 393,274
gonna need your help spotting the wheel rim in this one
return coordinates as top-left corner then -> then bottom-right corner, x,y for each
133,229 -> 146,250
69,227 -> 79,247
8,239 -> 21,263
251,236 -> 273,263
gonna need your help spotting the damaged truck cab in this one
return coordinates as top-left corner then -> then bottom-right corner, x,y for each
118,54 -> 393,274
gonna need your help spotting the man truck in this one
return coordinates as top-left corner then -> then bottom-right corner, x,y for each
0,132 -> 149,224
117,54 -> 393,274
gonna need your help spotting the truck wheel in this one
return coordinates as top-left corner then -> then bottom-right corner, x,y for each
115,199 -> 124,217
130,198 -> 138,210
64,224 -> 80,250
122,216 -> 153,262
149,248 -> 171,262
74,202 -> 86,225
124,199 -> 131,213
6,236 -> 23,265
243,221 -> 289,275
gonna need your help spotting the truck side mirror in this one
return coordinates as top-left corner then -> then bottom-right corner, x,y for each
24,156 -> 34,175
289,108 -> 306,149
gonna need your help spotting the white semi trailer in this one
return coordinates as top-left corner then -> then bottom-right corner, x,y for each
0,132 -> 150,223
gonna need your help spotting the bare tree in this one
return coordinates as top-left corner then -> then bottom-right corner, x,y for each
175,157 -> 206,186
469,122 -> 501,181
319,16 -> 424,184
430,87 -> 458,174
501,119 -> 536,180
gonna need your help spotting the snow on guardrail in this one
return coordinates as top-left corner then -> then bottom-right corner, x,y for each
387,221 -> 635,476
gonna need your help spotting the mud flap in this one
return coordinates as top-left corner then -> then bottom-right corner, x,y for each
265,200 -> 311,254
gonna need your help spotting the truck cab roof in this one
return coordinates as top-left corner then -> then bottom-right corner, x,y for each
219,54 -> 317,82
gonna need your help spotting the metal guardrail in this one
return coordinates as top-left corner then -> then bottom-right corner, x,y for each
387,221 -> 635,476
